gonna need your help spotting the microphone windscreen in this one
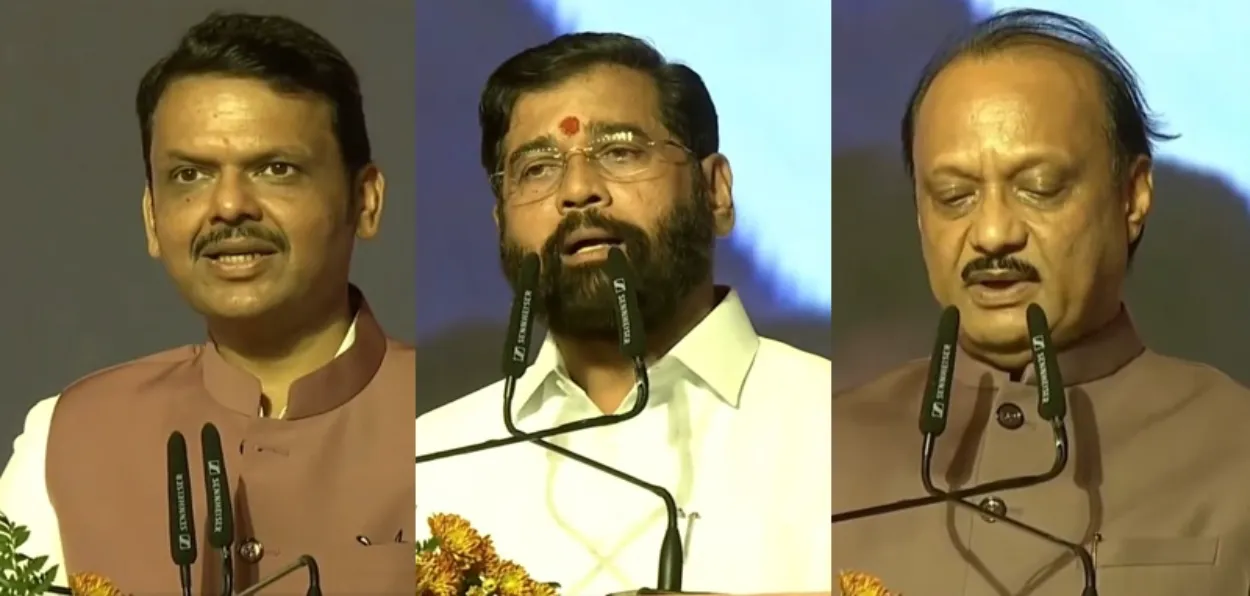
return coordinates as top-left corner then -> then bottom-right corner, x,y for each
605,247 -> 645,359
166,431 -> 198,565
501,253 -> 541,377
200,423 -> 234,548
1026,303 -> 1067,421
918,306 -> 960,436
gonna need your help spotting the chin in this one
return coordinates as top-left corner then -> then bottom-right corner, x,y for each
191,290 -> 286,321
959,308 -> 1030,351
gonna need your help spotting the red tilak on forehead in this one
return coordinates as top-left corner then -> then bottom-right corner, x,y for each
558,116 -> 580,136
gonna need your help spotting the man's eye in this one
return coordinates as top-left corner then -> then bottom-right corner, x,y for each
260,162 -> 297,177
171,168 -> 204,183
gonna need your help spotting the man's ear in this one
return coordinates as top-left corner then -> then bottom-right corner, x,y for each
702,153 -> 734,237
142,185 -> 161,258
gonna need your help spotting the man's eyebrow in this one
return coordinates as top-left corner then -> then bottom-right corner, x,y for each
586,121 -> 652,141
505,134 -> 558,170
158,147 -> 313,167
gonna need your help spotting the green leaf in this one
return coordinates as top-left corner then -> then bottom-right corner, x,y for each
12,526 -> 29,549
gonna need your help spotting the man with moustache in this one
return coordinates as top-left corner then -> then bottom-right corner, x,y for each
0,12 -> 413,594
415,33 -> 831,595
832,9 -> 1250,596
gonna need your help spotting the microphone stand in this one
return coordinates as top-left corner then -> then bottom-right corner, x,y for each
503,359 -> 685,592
234,554 -> 321,596
919,418 -> 1097,595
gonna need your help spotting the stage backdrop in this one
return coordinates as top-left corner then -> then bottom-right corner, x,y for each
0,0 -> 415,465
834,0 -> 1250,390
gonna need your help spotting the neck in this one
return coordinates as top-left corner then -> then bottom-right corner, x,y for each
554,282 -> 718,414
208,290 -> 355,416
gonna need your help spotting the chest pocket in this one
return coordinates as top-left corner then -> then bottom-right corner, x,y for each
1095,537 -> 1218,596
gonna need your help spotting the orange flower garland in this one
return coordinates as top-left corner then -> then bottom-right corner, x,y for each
67,573 -> 129,596
416,513 -> 558,596
838,570 -> 899,596
4,512 -> 554,596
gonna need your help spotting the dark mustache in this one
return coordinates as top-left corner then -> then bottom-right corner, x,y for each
961,255 -> 1040,282
192,224 -> 288,258
542,210 -> 643,257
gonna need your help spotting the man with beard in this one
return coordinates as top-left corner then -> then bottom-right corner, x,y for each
0,12 -> 413,594
832,9 -> 1250,595
414,33 -> 831,595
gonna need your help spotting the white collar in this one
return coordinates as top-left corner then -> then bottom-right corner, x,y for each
509,287 -> 760,421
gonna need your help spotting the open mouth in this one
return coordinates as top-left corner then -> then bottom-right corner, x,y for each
977,280 -> 1022,291
562,230 -> 622,256
965,270 -> 1038,293
202,241 -> 279,264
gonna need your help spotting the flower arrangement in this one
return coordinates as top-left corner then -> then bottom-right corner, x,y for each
3,511 -> 556,596
0,512 -> 127,596
416,513 -> 558,596
838,570 -> 898,596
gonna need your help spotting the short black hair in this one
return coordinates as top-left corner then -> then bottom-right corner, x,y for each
135,11 -> 372,183
900,8 -> 1176,261
478,32 -> 719,184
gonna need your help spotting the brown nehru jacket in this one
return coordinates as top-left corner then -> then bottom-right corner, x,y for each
45,291 -> 415,594
833,308 -> 1250,595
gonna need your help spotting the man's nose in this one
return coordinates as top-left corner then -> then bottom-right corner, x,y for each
557,158 -> 611,213
208,175 -> 263,223
969,189 -> 1027,255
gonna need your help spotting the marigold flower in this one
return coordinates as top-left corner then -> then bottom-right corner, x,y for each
427,513 -> 496,568
416,550 -> 461,596
69,572 -> 127,596
838,570 -> 898,596
417,513 -> 556,595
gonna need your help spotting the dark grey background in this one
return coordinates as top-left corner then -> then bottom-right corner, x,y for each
0,1 -> 415,464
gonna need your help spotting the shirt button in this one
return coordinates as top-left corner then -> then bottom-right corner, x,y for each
995,402 -> 1025,430
238,538 -> 265,563
978,496 -> 1007,522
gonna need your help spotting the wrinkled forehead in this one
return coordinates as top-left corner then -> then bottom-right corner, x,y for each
150,75 -> 335,156
502,65 -> 666,156
913,48 -> 1109,169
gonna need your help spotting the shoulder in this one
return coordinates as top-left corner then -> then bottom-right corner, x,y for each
57,345 -> 199,405
1132,350 -> 1250,408
381,338 -> 415,380
755,337 -> 830,374
831,357 -> 931,429
415,378 -> 509,453
834,357 -> 931,404
385,337 -> 415,361
752,337 -> 831,393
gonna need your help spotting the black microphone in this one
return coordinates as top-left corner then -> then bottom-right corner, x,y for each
500,248 -> 683,592
501,252 -> 540,434
833,304 -> 1096,595
234,554 -> 321,596
166,431 -> 197,596
918,305 -> 959,437
414,251 -> 649,465
1028,303 -> 1066,422
200,423 -> 234,596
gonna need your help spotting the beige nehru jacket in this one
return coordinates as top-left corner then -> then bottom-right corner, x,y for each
833,309 -> 1250,596
25,289 -> 413,594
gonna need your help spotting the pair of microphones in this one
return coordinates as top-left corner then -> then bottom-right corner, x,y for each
415,247 -> 686,593
165,423 -> 320,596
832,303 -> 1098,596
43,424 -> 320,596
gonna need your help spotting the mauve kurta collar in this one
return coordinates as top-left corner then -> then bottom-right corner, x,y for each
199,285 -> 387,419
